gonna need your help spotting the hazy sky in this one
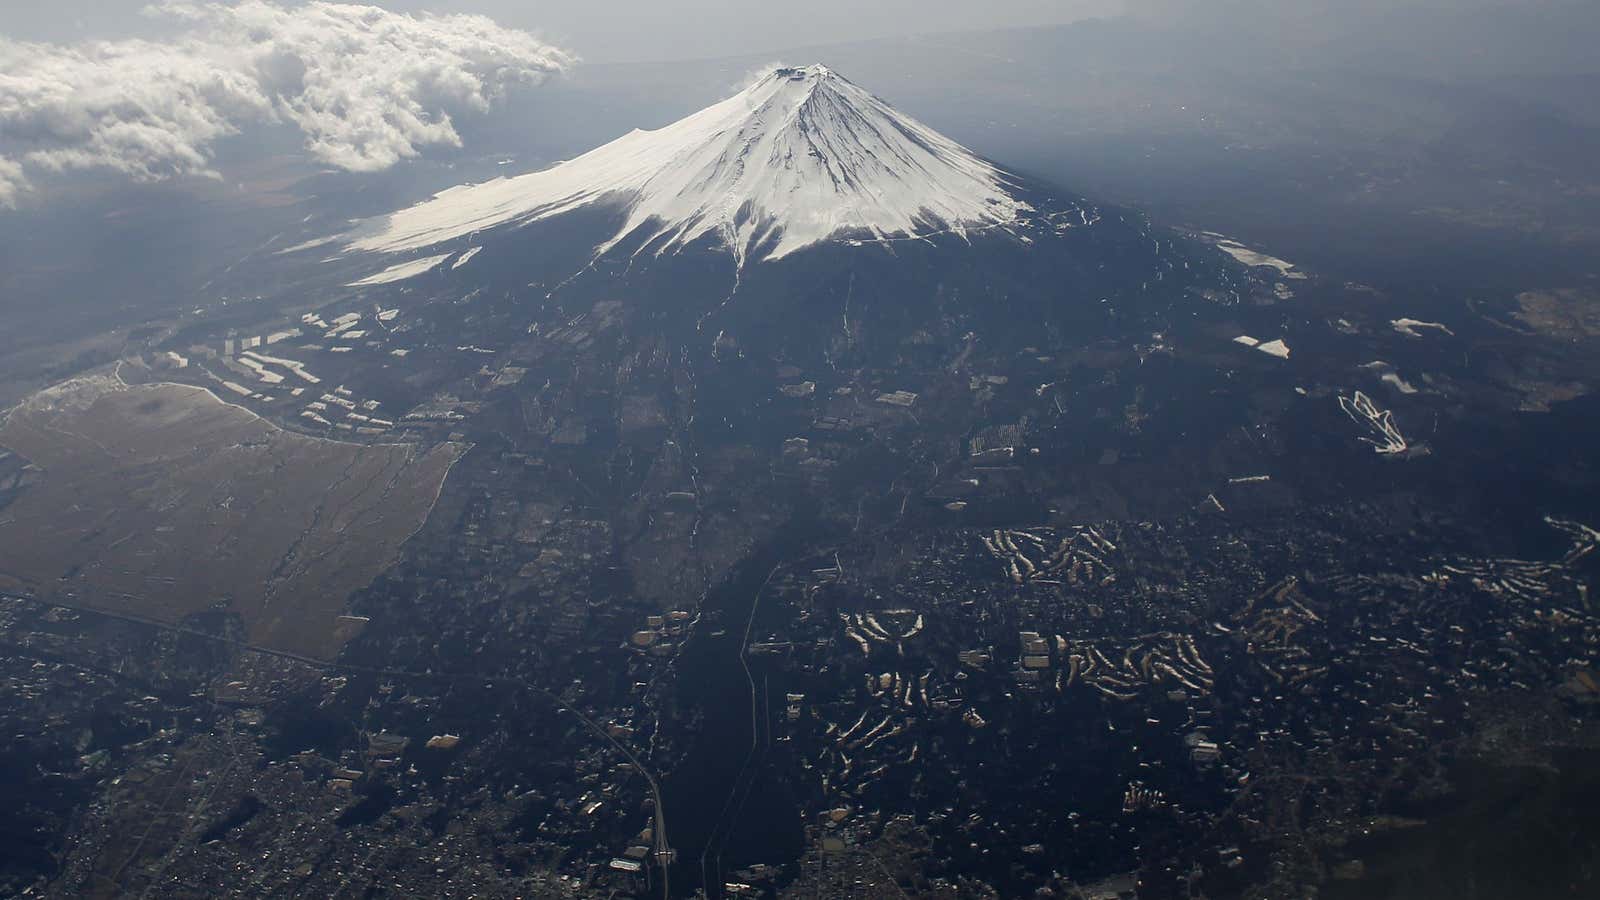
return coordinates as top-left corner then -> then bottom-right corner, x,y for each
3,0 -> 1590,210
6,1 -> 1576,65
2,0 -> 1121,63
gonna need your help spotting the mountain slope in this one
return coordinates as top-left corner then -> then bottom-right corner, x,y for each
346,65 -> 1031,267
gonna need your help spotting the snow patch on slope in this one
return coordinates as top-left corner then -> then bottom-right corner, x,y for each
348,65 -> 1029,266
1210,236 -> 1306,280
349,253 -> 451,286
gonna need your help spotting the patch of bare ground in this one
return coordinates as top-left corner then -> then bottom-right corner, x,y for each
1514,288 -> 1600,339
0,373 -> 463,659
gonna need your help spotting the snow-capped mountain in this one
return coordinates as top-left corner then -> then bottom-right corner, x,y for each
237,63 -> 1246,370
347,65 -> 1031,268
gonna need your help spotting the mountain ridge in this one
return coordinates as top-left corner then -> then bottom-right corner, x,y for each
344,64 -> 1031,269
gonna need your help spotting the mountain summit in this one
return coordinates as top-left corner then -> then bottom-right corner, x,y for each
348,65 -> 1031,267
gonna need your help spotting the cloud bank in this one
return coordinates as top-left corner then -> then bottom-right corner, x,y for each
0,1 -> 575,206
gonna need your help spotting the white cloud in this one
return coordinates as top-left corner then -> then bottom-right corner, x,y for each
0,157 -> 26,206
0,1 -> 575,206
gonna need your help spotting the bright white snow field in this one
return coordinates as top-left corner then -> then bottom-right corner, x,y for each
346,65 -> 1030,267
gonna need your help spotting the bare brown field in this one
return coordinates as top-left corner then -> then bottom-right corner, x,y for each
1515,288 -> 1600,339
0,371 -> 464,659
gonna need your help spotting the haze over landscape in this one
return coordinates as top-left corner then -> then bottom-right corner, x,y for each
1,2 -> 1598,898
